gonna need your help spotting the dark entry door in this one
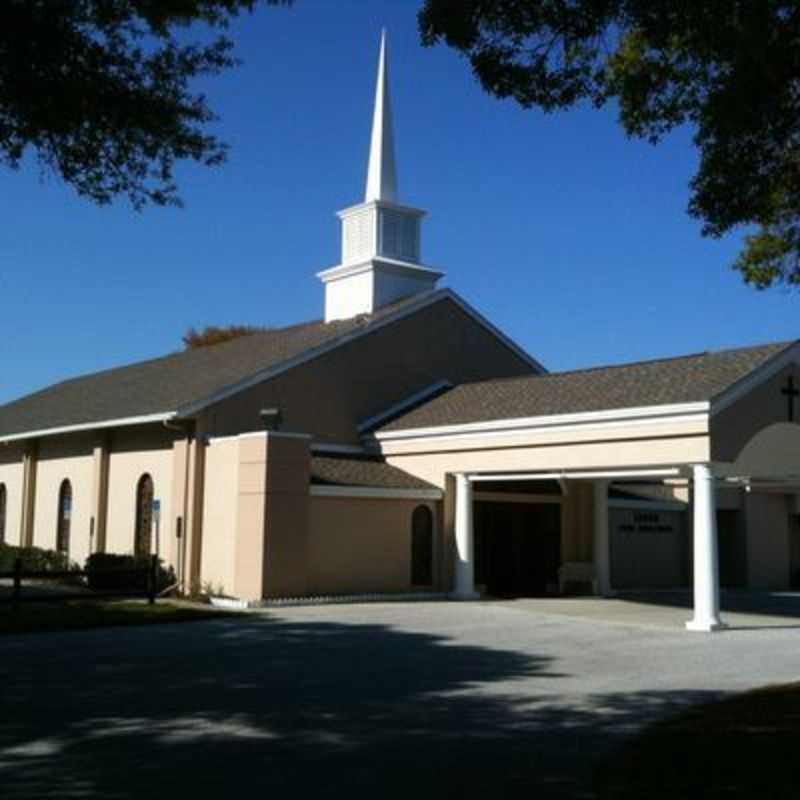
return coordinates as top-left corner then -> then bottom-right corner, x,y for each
475,502 -> 561,596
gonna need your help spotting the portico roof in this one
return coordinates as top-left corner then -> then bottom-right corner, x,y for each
379,341 -> 795,434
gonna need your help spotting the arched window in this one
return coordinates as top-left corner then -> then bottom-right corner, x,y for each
56,479 -> 72,555
0,483 -> 6,544
411,505 -> 433,586
134,474 -> 154,556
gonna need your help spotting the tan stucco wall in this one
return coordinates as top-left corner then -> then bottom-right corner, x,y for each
32,435 -> 94,564
230,432 -> 311,601
384,431 -> 709,490
745,492 -> 791,589
106,427 -> 176,558
198,298 -> 534,443
307,496 -> 438,595
200,436 -> 239,595
715,423 -> 800,480
0,445 -> 25,545
261,436 -> 311,598
712,364 -> 800,463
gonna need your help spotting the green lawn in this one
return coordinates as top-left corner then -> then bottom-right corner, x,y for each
0,600 -> 240,635
595,682 -> 800,799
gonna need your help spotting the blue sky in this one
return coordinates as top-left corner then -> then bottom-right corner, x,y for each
0,0 -> 795,405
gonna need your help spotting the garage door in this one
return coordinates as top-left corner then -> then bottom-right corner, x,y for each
610,507 -> 689,589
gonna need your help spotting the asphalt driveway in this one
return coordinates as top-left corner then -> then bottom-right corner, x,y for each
1,598 -> 799,799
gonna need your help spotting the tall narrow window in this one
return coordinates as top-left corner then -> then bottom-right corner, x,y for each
411,505 -> 433,586
0,483 -> 6,544
135,474 -> 154,556
57,480 -> 72,555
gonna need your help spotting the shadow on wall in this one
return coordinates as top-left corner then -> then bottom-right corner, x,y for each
0,615 -> 719,799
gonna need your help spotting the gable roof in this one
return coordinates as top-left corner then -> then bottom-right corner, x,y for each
0,288 -> 540,443
378,341 -> 796,433
0,292 -> 437,441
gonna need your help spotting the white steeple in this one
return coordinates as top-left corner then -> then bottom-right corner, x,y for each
365,30 -> 398,203
317,31 -> 443,323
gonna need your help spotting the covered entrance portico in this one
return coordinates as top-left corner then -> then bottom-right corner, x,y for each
380,411 -> 800,634
373,340 -> 800,633
449,426 -> 800,632
453,465 -> 728,631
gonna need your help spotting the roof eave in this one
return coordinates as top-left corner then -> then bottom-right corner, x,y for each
0,411 -> 178,445
370,400 -> 711,443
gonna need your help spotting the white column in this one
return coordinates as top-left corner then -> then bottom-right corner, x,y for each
453,474 -> 479,599
686,464 -> 726,632
593,480 -> 612,596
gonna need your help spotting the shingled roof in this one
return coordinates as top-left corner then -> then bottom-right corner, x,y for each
311,455 -> 437,490
0,292 -> 443,440
379,341 -> 796,432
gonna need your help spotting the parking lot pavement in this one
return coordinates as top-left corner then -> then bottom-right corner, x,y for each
1,598 -> 799,799
493,589 -> 800,630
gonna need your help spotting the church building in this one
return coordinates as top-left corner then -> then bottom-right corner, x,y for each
1,34 -> 799,632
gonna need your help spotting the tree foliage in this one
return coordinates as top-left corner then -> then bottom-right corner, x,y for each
419,1 -> 800,289
0,0 -> 289,209
183,324 -> 269,349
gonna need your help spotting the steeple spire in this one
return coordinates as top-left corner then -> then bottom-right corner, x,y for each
317,30 -> 443,323
365,30 -> 398,203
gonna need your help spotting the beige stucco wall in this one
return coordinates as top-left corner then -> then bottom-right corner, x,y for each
715,423 -> 800,481
229,432 -> 311,601
31,434 -> 94,564
200,436 -> 240,595
261,436 -> 311,598
307,496 -> 438,595
198,298 -> 534,443
745,492 -> 791,589
384,429 -> 709,489
106,427 -> 176,558
0,445 -> 25,546
712,364 -> 800,463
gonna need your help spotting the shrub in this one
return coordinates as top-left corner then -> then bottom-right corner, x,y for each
0,543 -> 77,573
85,553 -> 176,593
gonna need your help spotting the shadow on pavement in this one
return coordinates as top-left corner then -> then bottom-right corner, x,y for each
0,614 -> 720,799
